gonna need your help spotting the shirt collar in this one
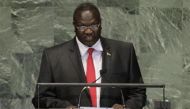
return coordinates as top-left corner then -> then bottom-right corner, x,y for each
76,36 -> 103,57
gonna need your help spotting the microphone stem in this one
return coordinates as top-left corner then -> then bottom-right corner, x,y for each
120,88 -> 126,108
77,74 -> 102,108
78,87 -> 88,108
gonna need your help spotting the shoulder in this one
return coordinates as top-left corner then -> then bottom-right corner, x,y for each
102,38 -> 137,59
102,37 -> 134,49
43,39 -> 74,56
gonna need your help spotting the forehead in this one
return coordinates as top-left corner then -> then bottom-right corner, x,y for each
75,10 -> 100,24
81,10 -> 94,20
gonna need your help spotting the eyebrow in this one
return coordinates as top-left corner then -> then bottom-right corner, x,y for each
76,23 -> 99,26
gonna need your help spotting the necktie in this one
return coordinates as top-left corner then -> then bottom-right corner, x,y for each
86,48 -> 97,107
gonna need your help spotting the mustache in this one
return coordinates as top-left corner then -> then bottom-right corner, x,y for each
83,34 -> 94,37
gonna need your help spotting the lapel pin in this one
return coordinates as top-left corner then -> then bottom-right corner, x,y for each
106,52 -> 111,56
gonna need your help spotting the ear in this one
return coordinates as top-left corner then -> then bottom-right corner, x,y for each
99,25 -> 102,30
73,21 -> 77,30
73,21 -> 75,26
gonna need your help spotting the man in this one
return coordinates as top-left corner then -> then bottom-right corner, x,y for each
32,2 -> 146,109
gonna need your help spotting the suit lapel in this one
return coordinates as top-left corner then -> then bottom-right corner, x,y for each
100,38 -> 113,107
68,39 -> 86,82
100,37 -> 112,83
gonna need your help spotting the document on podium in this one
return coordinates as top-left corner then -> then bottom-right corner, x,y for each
80,107 -> 112,109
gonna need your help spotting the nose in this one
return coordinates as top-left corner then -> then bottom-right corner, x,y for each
84,28 -> 93,34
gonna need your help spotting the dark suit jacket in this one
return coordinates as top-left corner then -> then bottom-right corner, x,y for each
32,37 -> 146,109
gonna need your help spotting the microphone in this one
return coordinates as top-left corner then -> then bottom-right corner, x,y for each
77,70 -> 103,108
100,69 -> 126,109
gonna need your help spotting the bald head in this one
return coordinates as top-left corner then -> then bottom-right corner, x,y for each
73,2 -> 101,24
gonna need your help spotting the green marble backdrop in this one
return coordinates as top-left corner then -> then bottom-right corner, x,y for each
0,0 -> 189,109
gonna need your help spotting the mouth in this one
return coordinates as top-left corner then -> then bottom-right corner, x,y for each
85,35 -> 93,40
83,34 -> 94,41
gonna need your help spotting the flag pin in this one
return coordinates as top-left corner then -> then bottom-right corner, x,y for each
107,52 -> 111,56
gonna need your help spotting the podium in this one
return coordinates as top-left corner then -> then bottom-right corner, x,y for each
37,83 -> 166,109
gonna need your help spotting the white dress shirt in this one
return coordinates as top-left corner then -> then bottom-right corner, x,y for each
76,37 -> 103,107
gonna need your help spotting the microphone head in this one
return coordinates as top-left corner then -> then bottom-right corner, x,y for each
100,69 -> 107,76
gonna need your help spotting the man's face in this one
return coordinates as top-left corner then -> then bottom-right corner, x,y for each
74,10 -> 101,47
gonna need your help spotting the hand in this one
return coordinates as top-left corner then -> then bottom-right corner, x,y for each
66,105 -> 77,109
112,104 -> 125,109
